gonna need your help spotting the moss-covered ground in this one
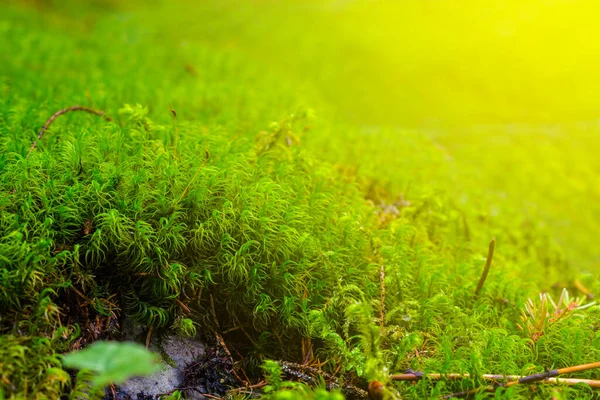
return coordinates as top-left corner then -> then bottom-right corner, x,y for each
2,1 -> 600,399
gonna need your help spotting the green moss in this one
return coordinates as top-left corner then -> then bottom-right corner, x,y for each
0,334 -> 71,398
1,1 -> 600,399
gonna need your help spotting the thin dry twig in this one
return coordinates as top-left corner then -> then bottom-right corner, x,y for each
443,379 -> 600,399
392,371 -> 600,386
416,361 -> 600,398
29,105 -> 112,158
226,381 -> 267,395
146,326 -> 153,350
70,286 -> 91,303
176,298 -> 191,314
170,104 -> 179,158
301,336 -> 313,365
474,238 -> 496,297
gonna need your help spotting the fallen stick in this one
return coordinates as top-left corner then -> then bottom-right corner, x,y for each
390,362 -> 600,398
29,105 -> 112,157
392,372 -> 600,387
440,362 -> 600,398
442,377 -> 600,399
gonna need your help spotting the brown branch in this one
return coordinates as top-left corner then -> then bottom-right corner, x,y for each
28,105 -> 112,158
474,238 -> 496,297
390,361 -> 600,398
546,378 -> 600,388
556,362 -> 600,375
393,372 -> 599,384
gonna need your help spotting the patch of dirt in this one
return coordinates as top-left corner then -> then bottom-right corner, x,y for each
182,347 -> 238,397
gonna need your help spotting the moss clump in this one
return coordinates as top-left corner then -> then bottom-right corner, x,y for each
2,104 -> 599,399
1,1 -> 600,399
0,334 -> 71,398
0,104 -> 380,395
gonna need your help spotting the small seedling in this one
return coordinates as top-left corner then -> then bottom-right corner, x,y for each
517,288 -> 595,341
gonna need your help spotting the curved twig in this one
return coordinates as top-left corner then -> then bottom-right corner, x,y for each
28,105 -> 112,158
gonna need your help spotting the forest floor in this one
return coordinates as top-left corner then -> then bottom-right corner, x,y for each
2,1 -> 600,399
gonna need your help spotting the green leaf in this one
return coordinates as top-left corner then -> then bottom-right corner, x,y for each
62,341 -> 161,386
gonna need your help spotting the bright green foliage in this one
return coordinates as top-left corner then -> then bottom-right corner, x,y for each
61,341 -> 161,386
172,317 -> 197,338
67,369 -> 105,400
262,360 -> 344,400
160,390 -> 183,400
270,388 -> 344,400
0,335 -> 70,399
1,1 -> 600,399
263,360 -> 286,394
0,100 -> 378,340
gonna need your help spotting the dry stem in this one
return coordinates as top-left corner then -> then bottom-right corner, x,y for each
170,104 -> 178,158
474,238 -> 496,297
29,105 -> 112,158
395,361 -> 600,398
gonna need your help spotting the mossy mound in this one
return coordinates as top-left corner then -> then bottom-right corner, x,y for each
1,1 -> 600,399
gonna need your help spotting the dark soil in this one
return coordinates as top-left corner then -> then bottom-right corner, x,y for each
181,347 -> 238,397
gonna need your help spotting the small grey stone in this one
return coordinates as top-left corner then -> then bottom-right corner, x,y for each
112,319 -> 205,399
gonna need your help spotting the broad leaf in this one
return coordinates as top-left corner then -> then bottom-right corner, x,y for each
62,341 -> 161,386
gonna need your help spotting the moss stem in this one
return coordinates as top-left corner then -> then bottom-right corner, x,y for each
474,238 -> 496,297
